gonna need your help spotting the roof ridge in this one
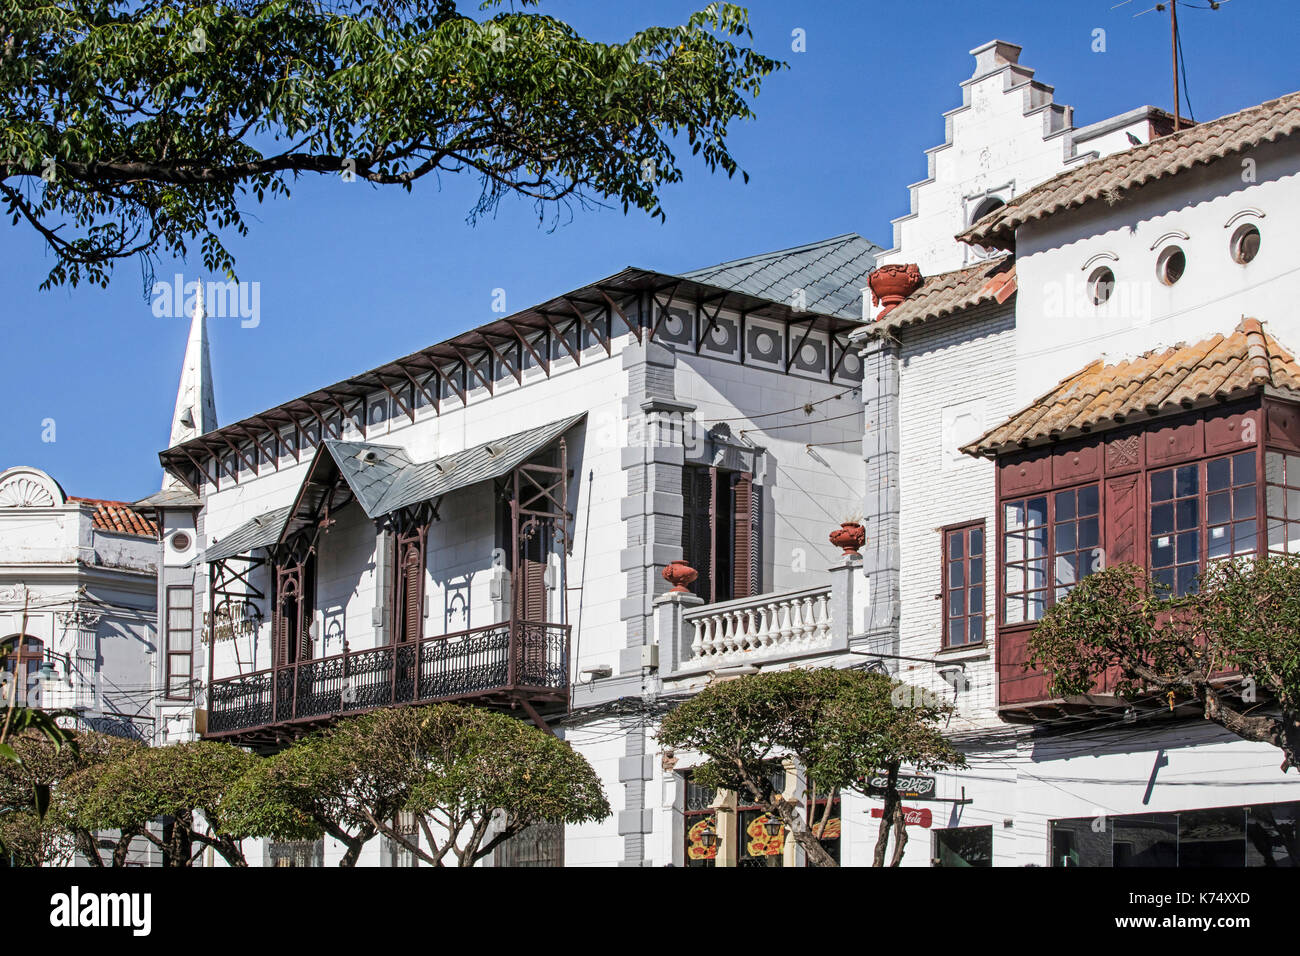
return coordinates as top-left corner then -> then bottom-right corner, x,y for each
682,233 -> 875,276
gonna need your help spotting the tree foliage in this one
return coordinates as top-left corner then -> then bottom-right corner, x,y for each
657,668 -> 965,867
0,729 -> 140,866
1,0 -> 782,288
224,703 -> 609,866
1028,557 -> 1300,772
62,740 -> 258,866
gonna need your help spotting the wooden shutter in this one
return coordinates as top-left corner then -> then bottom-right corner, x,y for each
274,562 -> 303,667
682,466 -> 715,602
732,472 -> 755,599
394,530 -> 426,643
521,558 -> 548,623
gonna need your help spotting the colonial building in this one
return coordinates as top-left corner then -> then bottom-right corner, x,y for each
856,76 -> 1300,866
0,466 -> 157,745
154,249 -> 872,865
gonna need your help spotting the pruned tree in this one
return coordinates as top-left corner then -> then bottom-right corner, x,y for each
1029,557 -> 1300,772
0,728 -> 140,866
61,740 -> 258,866
657,668 -> 965,868
2,0 -> 782,288
225,704 -> 608,866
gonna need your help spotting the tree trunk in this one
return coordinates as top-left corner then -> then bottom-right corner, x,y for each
73,828 -> 104,867
888,796 -> 909,866
1203,688 -> 1300,772
337,824 -> 374,867
112,826 -> 140,867
771,794 -> 838,867
872,762 -> 901,867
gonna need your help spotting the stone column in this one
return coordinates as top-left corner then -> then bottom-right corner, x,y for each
58,607 -> 101,711
653,588 -> 704,675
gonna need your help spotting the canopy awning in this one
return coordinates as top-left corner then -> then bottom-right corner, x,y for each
204,506 -> 292,563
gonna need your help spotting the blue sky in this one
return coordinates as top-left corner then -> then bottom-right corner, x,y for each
2,0 -> 1296,501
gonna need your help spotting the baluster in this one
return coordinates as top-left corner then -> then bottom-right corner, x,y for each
690,617 -> 705,661
799,595 -> 816,646
778,600 -> 794,645
815,593 -> 832,642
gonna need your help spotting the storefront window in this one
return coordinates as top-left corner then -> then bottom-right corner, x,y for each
933,826 -> 992,867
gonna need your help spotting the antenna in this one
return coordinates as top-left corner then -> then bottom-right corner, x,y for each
1114,0 -> 1227,133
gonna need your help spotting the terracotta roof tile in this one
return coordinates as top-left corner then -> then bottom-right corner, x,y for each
962,319 -> 1300,458
961,90 -> 1300,249
68,497 -> 158,538
859,255 -> 1016,336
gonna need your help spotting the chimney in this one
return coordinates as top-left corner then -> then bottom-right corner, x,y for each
969,39 -> 1022,81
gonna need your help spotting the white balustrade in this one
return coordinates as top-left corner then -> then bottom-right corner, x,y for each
682,586 -> 833,668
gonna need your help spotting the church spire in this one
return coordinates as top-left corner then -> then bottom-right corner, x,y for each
164,281 -> 217,488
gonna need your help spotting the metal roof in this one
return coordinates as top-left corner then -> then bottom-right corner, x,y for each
204,505 -> 292,562
160,266 -> 863,491
320,440 -> 415,517
371,413 -> 585,517
682,233 -> 882,321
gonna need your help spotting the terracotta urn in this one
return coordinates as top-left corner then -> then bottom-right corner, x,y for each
868,263 -> 923,317
829,522 -> 866,556
662,560 -> 698,593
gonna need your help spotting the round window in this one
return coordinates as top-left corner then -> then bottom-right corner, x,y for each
1088,266 -> 1116,306
1156,246 -> 1186,286
1230,223 -> 1261,264
171,532 -> 191,552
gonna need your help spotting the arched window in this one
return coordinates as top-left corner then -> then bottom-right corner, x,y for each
969,196 -> 1006,227
1,635 -> 45,705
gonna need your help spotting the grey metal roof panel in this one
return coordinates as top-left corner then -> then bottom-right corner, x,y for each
373,413 -> 585,517
205,505 -> 293,562
320,440 -> 414,518
134,487 -> 202,509
682,233 -> 883,320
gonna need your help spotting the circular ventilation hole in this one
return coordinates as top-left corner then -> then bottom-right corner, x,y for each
1231,223 -> 1260,264
1088,266 -> 1116,306
171,532 -> 191,552
1156,246 -> 1186,286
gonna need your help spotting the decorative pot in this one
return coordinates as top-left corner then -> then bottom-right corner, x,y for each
829,522 -> 866,556
662,560 -> 699,593
868,263 -> 923,317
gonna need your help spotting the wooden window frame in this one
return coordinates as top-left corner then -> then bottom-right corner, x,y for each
940,521 -> 987,649
164,585 -> 194,701
999,482 -> 1103,627
682,464 -> 759,604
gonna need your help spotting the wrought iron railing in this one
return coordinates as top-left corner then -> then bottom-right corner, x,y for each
207,620 -> 569,736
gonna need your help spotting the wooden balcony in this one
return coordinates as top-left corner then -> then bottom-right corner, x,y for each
204,619 -> 568,746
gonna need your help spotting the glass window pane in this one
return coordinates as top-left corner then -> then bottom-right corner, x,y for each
1234,520 -> 1256,555
169,627 -> 192,652
1027,527 -> 1048,557
1005,501 -> 1024,531
1234,486 -> 1257,519
1246,802 -> 1300,867
1078,484 -> 1099,516
949,590 -> 965,617
949,617 -> 966,645
1180,807 -> 1246,867
1027,559 -> 1047,588
1027,593 -> 1046,621
1207,457 -> 1232,492
970,588 -> 984,613
1208,491 -> 1231,525
970,557 -> 984,582
1289,455 -> 1300,481
969,615 -> 984,642
970,528 -> 983,554
1287,488 -> 1300,519
1176,497 -> 1198,530
1153,566 -> 1175,595
1265,451 -> 1284,484
1005,598 -> 1024,625
1055,521 -> 1077,553
1176,563 -> 1199,596
1151,503 -> 1174,535
1055,490 -> 1076,520
1005,532 -> 1025,564
1234,452 -> 1256,486
1005,566 -> 1025,594
1151,536 -> 1174,568
1078,517 -> 1099,551
1208,525 -> 1230,560
1267,484 -> 1285,519
948,534 -> 963,560
949,562 -> 964,588
1113,815 -> 1179,867
1175,465 -> 1198,498
1176,530 -> 1199,564
1027,497 -> 1048,527
1055,553 -> 1078,588
1291,523 -> 1300,553
1151,469 -> 1174,503
1269,520 -> 1286,552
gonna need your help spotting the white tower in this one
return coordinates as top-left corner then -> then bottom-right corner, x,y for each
163,281 -> 217,488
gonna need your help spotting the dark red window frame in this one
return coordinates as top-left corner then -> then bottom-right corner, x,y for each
941,521 -> 986,648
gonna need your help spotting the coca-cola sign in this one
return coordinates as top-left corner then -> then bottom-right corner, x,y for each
870,806 -> 933,828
